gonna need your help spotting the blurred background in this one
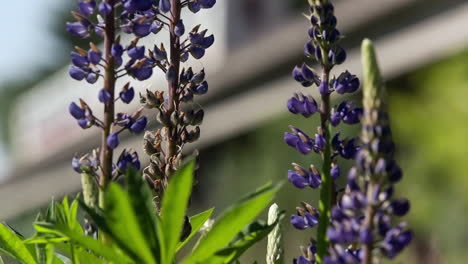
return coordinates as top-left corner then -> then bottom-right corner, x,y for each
1,0 -> 468,263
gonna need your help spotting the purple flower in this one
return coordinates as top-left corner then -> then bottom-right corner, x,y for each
133,23 -> 152,37
159,0 -> 171,13
78,1 -> 96,16
288,169 -> 309,189
124,0 -> 153,12
166,65 -> 177,82
381,228 -> 413,259
107,133 -> 120,149
130,60 -> 153,81
329,46 -> 346,65
78,119 -> 90,129
86,73 -> 98,84
153,44 -> 167,61
72,156 -> 83,173
88,50 -> 102,65
284,128 -> 313,155
130,116 -> 147,134
288,95 -> 318,117
175,20 -> 185,37
291,215 -> 308,230
128,46 -> 145,60
190,47 -> 206,59
71,52 -> 89,67
117,149 -> 141,171
99,2 -> 112,15
151,21 -> 163,34
69,102 -> 85,119
188,2 -> 201,13
69,66 -> 87,80
198,0 -> 216,8
314,133 -> 326,150
201,35 -> 215,49
66,22 -> 90,38
292,64 -> 315,87
98,89 -> 112,103
112,44 -> 124,57
120,87 -> 135,104
319,80 -> 329,95
334,71 -> 360,94
390,198 -> 410,216
193,81 -> 208,95
304,41 -> 315,57
331,164 -> 340,180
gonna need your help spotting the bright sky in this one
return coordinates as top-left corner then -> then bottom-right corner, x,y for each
0,0 -> 67,85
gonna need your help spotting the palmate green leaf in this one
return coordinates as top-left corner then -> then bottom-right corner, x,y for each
0,223 -> 37,264
33,222 -> 132,264
104,183 -> 156,264
125,168 -> 161,261
160,161 -> 195,264
182,182 -> 282,264
202,216 -> 284,264
176,208 -> 214,252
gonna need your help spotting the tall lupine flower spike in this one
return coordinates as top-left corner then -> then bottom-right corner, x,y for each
324,39 -> 412,264
67,0 -> 174,213
140,0 -> 216,210
285,0 -> 362,263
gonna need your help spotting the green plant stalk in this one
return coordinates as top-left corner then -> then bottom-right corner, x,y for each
316,69 -> 332,263
98,0 -> 117,211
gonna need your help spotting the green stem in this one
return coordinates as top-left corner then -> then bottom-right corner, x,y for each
316,69 -> 332,263
70,242 -> 80,264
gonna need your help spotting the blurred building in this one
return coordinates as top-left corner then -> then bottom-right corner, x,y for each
3,0 -> 468,244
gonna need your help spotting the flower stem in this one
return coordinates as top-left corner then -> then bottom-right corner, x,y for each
164,0 -> 182,184
99,0 -> 116,207
316,69 -> 332,263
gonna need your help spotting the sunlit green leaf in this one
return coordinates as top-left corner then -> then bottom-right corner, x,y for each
34,222 -> 132,264
0,223 -> 37,264
182,182 -> 282,264
125,168 -> 161,261
104,183 -> 156,264
176,208 -> 214,252
160,161 -> 194,264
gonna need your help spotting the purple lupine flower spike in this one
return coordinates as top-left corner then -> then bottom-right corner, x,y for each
325,39 -> 412,264
285,0 -> 363,262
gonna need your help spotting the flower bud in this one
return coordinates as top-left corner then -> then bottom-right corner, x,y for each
107,132 -> 120,149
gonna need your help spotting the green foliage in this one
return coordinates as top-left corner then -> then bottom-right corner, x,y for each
0,161 -> 281,264
183,182 -> 282,264
0,222 -> 36,264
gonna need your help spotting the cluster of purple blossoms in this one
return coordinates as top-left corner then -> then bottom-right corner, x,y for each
323,40 -> 412,264
67,0 -> 215,186
113,0 -> 215,206
286,1 -> 412,260
284,0 -> 363,262
68,0 -> 172,185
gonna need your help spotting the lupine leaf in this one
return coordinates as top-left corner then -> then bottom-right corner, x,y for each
54,253 -> 71,264
104,183 -> 156,264
182,182 -> 282,264
160,161 -> 194,264
33,222 -> 131,264
125,168 -> 161,261
176,208 -> 214,252
202,216 -> 284,264
0,223 -> 37,264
